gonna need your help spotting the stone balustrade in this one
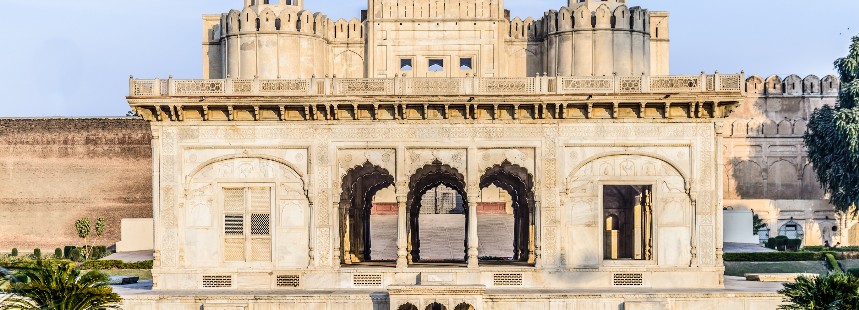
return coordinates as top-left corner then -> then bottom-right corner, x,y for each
129,73 -> 744,97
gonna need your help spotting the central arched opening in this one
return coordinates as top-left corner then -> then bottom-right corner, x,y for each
478,161 -> 535,265
339,162 -> 395,265
408,160 -> 469,264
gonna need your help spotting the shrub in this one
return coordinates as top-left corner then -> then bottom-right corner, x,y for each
69,248 -> 83,262
79,260 -> 153,270
63,246 -> 76,259
1,261 -> 122,309
827,253 -> 844,273
779,273 -> 859,310
724,252 -> 843,262
10,248 -> 18,257
90,246 -> 109,260
54,248 -> 62,259
32,248 -> 41,259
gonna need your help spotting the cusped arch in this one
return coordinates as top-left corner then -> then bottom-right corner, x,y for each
186,154 -> 306,192
408,160 -> 467,207
397,304 -> 419,310
568,153 -> 690,192
339,161 -> 395,263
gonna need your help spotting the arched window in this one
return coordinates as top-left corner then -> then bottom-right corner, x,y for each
779,220 -> 804,240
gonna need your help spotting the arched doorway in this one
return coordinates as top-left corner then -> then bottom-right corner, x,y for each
453,303 -> 475,310
408,160 -> 469,263
340,162 -> 395,264
425,303 -> 447,310
397,303 -> 419,310
478,161 -> 535,264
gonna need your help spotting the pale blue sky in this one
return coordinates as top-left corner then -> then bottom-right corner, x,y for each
0,0 -> 856,117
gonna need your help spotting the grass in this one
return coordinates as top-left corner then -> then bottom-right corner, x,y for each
724,261 -> 829,277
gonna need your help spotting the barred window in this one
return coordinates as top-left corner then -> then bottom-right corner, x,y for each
223,186 -> 272,262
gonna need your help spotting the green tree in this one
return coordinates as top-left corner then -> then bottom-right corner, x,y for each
0,261 -> 122,310
805,36 -> 859,214
74,218 -> 93,261
779,273 -> 859,310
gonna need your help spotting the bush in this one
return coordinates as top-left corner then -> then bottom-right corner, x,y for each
54,248 -> 62,259
10,248 -> 18,257
804,246 -> 859,253
779,273 -> 859,310
63,246 -> 76,259
79,260 -> 153,270
90,246 -> 109,260
69,248 -> 82,262
724,252 -> 843,262
32,248 -> 41,259
827,253 -> 844,273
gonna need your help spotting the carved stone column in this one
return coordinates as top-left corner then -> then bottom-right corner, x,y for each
396,194 -> 408,269
467,195 -> 480,268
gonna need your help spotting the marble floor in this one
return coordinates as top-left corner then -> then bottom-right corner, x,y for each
369,214 -> 515,261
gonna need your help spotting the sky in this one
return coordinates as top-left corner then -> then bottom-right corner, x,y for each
0,0 -> 856,117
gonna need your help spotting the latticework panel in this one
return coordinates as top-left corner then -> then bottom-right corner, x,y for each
224,238 -> 245,262
478,78 -> 536,94
249,188 -> 271,213
260,80 -> 310,95
650,76 -> 701,92
720,75 -> 743,91
277,275 -> 301,288
493,273 -> 523,286
613,273 -> 644,286
224,188 -> 245,213
224,215 -> 244,235
249,238 -> 272,262
250,214 -> 271,235
231,80 -> 253,94
618,77 -> 643,93
202,275 -> 232,288
174,80 -> 226,95
560,77 -> 613,93
352,274 -> 383,287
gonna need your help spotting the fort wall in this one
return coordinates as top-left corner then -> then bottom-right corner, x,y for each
0,118 -> 152,252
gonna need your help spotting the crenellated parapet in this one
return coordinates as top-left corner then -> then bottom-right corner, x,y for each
745,74 -> 840,96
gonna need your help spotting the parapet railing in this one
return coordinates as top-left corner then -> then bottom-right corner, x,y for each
129,73 -> 743,97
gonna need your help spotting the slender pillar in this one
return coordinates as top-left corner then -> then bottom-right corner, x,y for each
396,195 -> 408,268
467,196 -> 480,268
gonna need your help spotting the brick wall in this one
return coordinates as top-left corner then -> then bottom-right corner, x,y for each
0,118 -> 152,252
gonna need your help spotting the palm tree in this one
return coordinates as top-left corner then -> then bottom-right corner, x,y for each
779,273 -> 859,310
1,261 -> 122,310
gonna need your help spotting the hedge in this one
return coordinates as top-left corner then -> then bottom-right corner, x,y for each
826,253 -> 843,272
79,260 -> 153,270
803,246 -> 859,252
724,251 -> 844,262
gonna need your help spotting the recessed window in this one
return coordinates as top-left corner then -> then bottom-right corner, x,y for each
460,58 -> 473,70
428,59 -> 444,72
400,59 -> 413,71
603,185 -> 653,261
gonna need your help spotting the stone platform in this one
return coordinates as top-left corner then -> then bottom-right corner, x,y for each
117,277 -> 784,310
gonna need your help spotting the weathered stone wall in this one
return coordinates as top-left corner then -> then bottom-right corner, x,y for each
722,74 -> 854,246
0,118 -> 152,252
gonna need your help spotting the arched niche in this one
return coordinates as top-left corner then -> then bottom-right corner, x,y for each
339,161 -> 395,264
185,155 -> 309,267
407,160 -> 468,263
479,160 -> 536,264
565,154 -> 691,266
